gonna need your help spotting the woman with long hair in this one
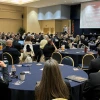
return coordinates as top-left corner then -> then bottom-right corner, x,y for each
35,59 -> 70,100
74,35 -> 80,44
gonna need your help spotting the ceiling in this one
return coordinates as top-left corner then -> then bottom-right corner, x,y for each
0,0 -> 98,8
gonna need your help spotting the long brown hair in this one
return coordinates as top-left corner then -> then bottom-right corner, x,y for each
35,59 -> 69,100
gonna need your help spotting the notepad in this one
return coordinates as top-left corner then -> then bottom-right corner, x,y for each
65,75 -> 87,82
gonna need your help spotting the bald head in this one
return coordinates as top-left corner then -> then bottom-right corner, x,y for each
6,40 -> 13,47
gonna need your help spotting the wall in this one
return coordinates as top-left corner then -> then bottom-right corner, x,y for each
0,4 -> 23,33
38,5 -> 61,20
61,5 -> 70,19
39,20 -> 55,34
62,20 -> 70,32
24,7 -> 41,33
55,20 -> 62,33
38,5 -> 70,20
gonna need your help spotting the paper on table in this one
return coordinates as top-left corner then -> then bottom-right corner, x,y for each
59,64 -> 64,66
12,80 -> 25,85
23,71 -> 30,74
73,68 -> 79,71
40,68 -> 43,71
65,52 -> 68,54
16,65 -> 22,67
76,52 -> 80,53
65,75 -> 87,82
36,63 -> 42,65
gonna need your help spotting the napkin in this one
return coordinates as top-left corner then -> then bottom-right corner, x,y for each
40,68 -> 43,70
12,80 -> 25,85
59,64 -> 64,66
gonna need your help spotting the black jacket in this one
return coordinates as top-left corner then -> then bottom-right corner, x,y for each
83,72 -> 100,100
3,46 -> 21,64
88,57 -> 100,74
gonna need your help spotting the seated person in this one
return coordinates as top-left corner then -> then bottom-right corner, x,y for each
61,39 -> 73,49
88,47 -> 100,74
83,72 -> 100,100
74,35 -> 80,44
24,36 -> 32,45
80,35 -> 88,46
13,37 -> 23,53
35,59 -> 70,100
0,61 -> 10,100
3,40 -> 21,64
43,39 -> 57,60
95,36 -> 100,48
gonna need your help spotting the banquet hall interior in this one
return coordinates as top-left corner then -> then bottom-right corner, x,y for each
0,0 -> 100,100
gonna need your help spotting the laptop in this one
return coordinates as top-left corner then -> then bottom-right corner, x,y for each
18,41 -> 24,45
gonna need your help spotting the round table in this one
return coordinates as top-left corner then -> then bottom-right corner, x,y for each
8,62 -> 88,100
60,48 -> 97,67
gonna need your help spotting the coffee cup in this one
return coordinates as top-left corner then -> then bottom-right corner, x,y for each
20,72 -> 25,81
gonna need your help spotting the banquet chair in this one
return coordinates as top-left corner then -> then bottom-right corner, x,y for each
79,54 -> 95,70
51,52 -> 62,64
61,56 -> 74,67
2,52 -> 14,65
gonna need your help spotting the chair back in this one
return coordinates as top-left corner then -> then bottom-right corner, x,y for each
62,56 -> 74,67
2,52 -> 14,65
51,52 -> 62,64
82,54 -> 95,68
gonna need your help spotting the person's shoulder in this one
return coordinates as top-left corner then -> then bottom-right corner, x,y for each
92,57 -> 100,62
10,47 -> 19,51
89,72 -> 100,78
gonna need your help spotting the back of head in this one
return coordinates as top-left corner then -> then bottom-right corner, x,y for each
35,59 -> 69,100
25,36 -> 31,41
48,39 -> 53,45
81,35 -> 85,39
44,35 -> 49,40
98,36 -> 100,40
6,39 -> 12,47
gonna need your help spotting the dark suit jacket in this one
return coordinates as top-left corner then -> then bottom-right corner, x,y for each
13,41 -> 23,52
0,67 -> 10,100
81,39 -> 88,46
3,46 -> 21,64
83,72 -> 100,100
88,57 -> 100,74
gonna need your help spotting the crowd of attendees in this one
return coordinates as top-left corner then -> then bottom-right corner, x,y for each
0,31 -> 100,100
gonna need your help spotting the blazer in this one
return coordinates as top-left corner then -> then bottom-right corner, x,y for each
88,57 -> 100,74
3,46 -> 21,64
83,72 -> 100,100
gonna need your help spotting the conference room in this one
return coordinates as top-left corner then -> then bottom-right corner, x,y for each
0,0 -> 100,100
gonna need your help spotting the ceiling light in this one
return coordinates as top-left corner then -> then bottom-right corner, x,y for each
0,0 -> 39,4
